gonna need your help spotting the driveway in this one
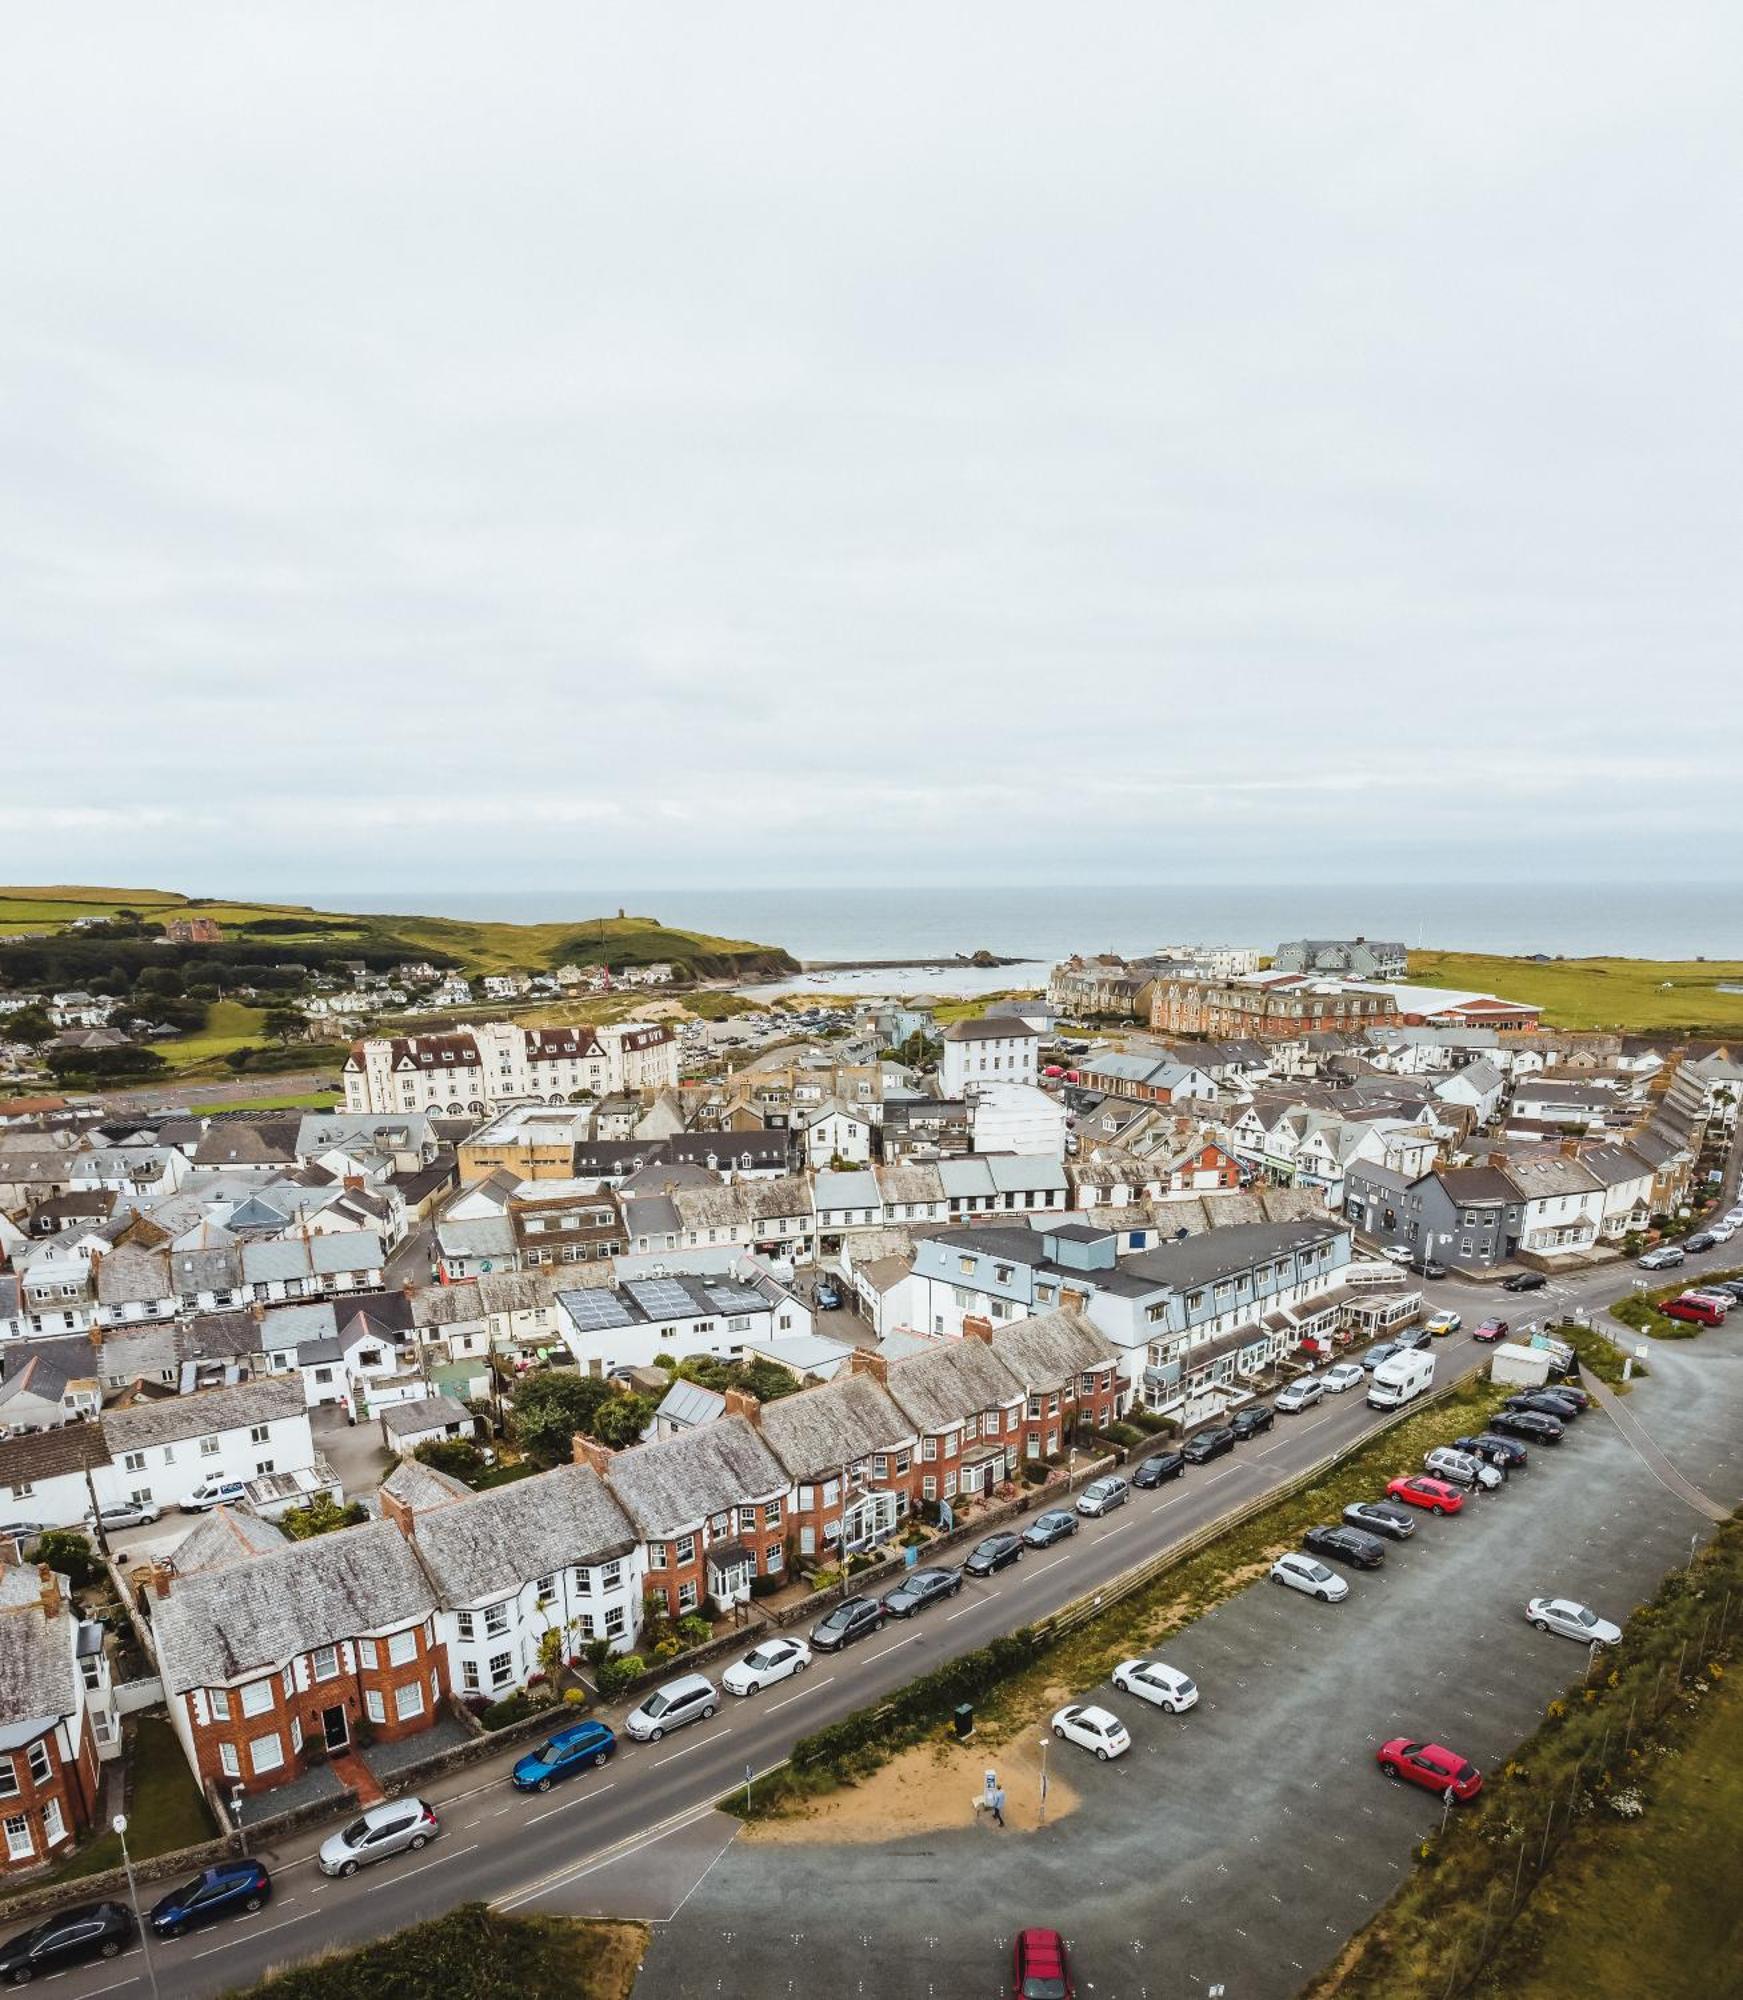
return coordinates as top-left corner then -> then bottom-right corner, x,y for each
313,1403 -> 395,1497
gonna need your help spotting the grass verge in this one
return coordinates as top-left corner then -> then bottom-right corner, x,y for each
1608,1264 -> 1742,1339
1550,1319 -> 1644,1391
222,1904 -> 646,1999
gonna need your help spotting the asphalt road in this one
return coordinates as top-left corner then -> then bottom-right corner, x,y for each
17,1246 -> 1730,1996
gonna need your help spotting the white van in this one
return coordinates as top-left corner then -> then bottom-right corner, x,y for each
1367,1350 -> 1435,1412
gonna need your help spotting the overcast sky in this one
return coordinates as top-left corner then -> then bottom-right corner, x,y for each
3,4 -> 1740,896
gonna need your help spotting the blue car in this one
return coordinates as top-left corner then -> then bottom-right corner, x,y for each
815,1281 -> 843,1311
511,1719 -> 617,1793
148,1860 -> 271,1937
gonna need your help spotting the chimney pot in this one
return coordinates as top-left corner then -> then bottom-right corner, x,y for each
961,1315 -> 995,1345
572,1433 -> 613,1475
722,1386 -> 761,1424
848,1349 -> 888,1385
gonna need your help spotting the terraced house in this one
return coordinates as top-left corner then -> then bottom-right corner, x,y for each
0,1562 -> 116,1876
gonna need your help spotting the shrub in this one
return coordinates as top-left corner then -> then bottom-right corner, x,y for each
652,1635 -> 682,1660
480,1688 -> 552,1732
280,1494 -> 367,1540
594,1653 -> 645,1702
34,1529 -> 103,1591
561,1687 -> 588,1706
416,1438 -> 487,1482
675,1614 -> 712,1648
1019,1463 -> 1050,1487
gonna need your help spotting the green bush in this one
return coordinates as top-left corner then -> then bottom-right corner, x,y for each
479,1688 -> 553,1732
675,1614 -> 712,1648
594,1653 -> 645,1701
34,1529 -> 103,1591
415,1438 -> 487,1482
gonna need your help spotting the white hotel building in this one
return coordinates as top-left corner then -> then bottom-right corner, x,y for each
343,1021 -> 678,1116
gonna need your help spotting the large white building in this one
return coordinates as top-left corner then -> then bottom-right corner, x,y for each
940,1017 -> 1041,1098
342,1021 -> 678,1116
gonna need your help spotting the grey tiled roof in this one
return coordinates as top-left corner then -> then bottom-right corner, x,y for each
168,1506 -> 289,1575
240,1231 -> 384,1282
0,1566 -> 79,1727
986,1308 -> 1119,1388
94,1244 -> 173,1307
408,1463 -> 636,1604
380,1394 -> 470,1439
887,1339 -> 1021,1433
604,1415 -> 789,1534
101,1376 -> 306,1452
753,1371 -> 913,1478
379,1458 -> 474,1514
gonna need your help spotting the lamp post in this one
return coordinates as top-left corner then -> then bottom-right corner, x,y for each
1037,1735 -> 1050,1826
113,1814 -> 162,2000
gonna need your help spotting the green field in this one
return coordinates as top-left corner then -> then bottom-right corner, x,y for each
1411,949 -> 1743,1037
181,1091 -> 340,1113
155,997 -> 271,1069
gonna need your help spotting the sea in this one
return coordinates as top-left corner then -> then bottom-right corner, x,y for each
315,883 -> 1743,999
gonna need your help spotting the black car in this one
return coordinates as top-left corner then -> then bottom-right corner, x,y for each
810,1596 -> 887,1651
1230,1404 -> 1275,1441
1132,1451 -> 1187,1488
881,1566 -> 961,1619
149,1860 -> 272,1938
1408,1256 -> 1448,1279
1502,1271 -> 1548,1293
1343,1499 -> 1417,1541
1303,1523 -> 1387,1570
1491,1408 -> 1564,1444
1684,1231 -> 1718,1253
1391,1325 -> 1433,1352
1181,1425 -> 1236,1464
1360,1341 -> 1402,1374
1455,1432 -> 1529,1471
1021,1509 -> 1079,1548
1505,1390 -> 1582,1423
1541,1382 -> 1591,1411
963,1531 -> 1023,1577
0,1903 -> 133,1982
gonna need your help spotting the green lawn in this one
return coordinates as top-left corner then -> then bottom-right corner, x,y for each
179,1091 -> 339,1113
157,997 -> 270,1070
40,1713 -> 214,1885
1410,949 -> 1743,1036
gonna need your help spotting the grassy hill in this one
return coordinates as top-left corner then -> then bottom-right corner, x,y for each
1409,949 -> 1743,1037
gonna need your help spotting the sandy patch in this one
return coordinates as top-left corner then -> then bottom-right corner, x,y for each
629,998 -> 688,1020
746,1728 -> 1077,1844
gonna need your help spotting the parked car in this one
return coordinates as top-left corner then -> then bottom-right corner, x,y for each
1704,1279 -> 1743,1306
1708,1220 -> 1737,1243
1376,1738 -> 1483,1802
1131,1451 -> 1186,1489
1270,1552 -> 1349,1602
1502,1271 -> 1548,1293
0,1521 -> 47,1544
722,1637 -> 811,1696
1385,1475 -> 1465,1516
1423,1310 -> 1462,1337
511,1720 -> 616,1791
1022,1510 -> 1079,1547
1681,1289 -> 1734,1316
1323,1361 -> 1366,1394
1538,1382 -> 1590,1411
814,1280 -> 844,1310
1011,1926 -> 1074,2000
1380,1244 -> 1414,1264
1424,1447 -> 1504,1492
1490,1408 -> 1564,1444
1230,1403 -> 1274,1440
1684,1231 -> 1718,1253
964,1531 -> 1024,1577
179,1476 -> 247,1513
1343,1499 -> 1417,1541
1050,1703 -> 1131,1760
883,1566 -> 962,1619
1390,1324 -> 1433,1352
1407,1256 -> 1448,1279
1181,1425 -> 1236,1464
1111,1658 -> 1199,1712
318,1799 -> 440,1877
1077,1475 -> 1130,1517
809,1598 -> 887,1653
0,1903 -> 134,1981
1360,1341 -> 1402,1372
1636,1245 -> 1686,1270
625,1673 -> 721,1739
1659,1294 -> 1725,1327
1455,1432 -> 1528,1471
148,1860 -> 272,1937
87,1500 -> 162,1532
1275,1376 -> 1324,1413
1526,1597 -> 1622,1646
1302,1523 -> 1386,1570
1472,1318 -> 1511,1344
1503,1391 -> 1582,1423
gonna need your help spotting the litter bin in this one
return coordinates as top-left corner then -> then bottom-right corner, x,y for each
954,1703 -> 974,1741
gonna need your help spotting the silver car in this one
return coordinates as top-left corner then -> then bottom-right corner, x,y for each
1526,1597 -> 1622,1646
1424,1447 -> 1503,1492
1076,1475 -> 1130,1517
318,1799 -> 440,1877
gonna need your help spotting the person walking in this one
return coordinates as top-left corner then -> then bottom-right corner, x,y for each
989,1784 -> 1006,1828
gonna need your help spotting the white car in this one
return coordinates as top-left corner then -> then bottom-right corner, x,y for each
1709,1221 -> 1737,1243
1270,1553 -> 1349,1602
1110,1658 -> 1198,1713
1526,1598 -> 1622,1646
1424,1310 -> 1462,1337
1424,1447 -> 1504,1492
1322,1362 -> 1366,1395
721,1637 -> 811,1697
1275,1376 -> 1324,1413
1050,1703 -> 1132,1760
1380,1244 -> 1414,1264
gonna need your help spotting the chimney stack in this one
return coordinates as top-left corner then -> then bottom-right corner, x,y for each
722,1386 -> 761,1424
572,1434 -> 613,1475
380,1486 -> 416,1539
36,1564 -> 61,1620
849,1349 -> 888,1385
961,1315 -> 994,1345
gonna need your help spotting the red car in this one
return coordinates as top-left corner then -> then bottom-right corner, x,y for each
1012,1927 -> 1073,2000
1659,1295 -> 1725,1327
1472,1318 -> 1510,1344
1385,1475 -> 1466,1516
1376,1738 -> 1484,1802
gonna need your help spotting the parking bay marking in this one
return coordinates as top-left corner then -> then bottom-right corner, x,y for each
863,1634 -> 920,1664
527,1781 -> 615,1825
191,1911 -> 312,1961
766,1674 -> 833,1715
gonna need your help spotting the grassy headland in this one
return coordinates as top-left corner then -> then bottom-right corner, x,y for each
1409,949 -> 1743,1038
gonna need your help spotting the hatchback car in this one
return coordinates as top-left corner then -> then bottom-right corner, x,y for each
1303,1522 -> 1387,1570
148,1859 -> 272,1937
1385,1475 -> 1465,1515
1423,1310 -> 1461,1337
1708,1220 -> 1737,1242
1455,1432 -> 1528,1471
1011,1925 -> 1073,2000
1131,1451 -> 1186,1489
1390,1324 -> 1434,1352
814,1280 -> 844,1310
318,1799 -> 439,1877
624,1672 -> 721,1737
1424,1447 -> 1503,1492
511,1720 -> 616,1791
1526,1597 -> 1622,1646
1472,1318 -> 1511,1344
1323,1361 -> 1366,1394
721,1637 -> 811,1696
1022,1509 -> 1079,1547
1343,1498 -> 1417,1541
1230,1403 -> 1274,1440
1659,1294 -> 1725,1326
0,1903 -> 133,1981
1050,1703 -> 1131,1760
1271,1552 -> 1349,1602
1181,1425 -> 1236,1463
1705,1278 -> 1743,1306
1504,1390 -> 1582,1423
1381,1243 -> 1414,1263
883,1566 -> 962,1618
1684,1231 -> 1718,1253
1502,1271 -> 1548,1293
1111,1657 -> 1199,1712
1360,1341 -> 1402,1372
1376,1738 -> 1483,1802
1491,1408 -> 1564,1444
1077,1475 -> 1129,1516
1275,1376 -> 1324,1413
964,1531 -> 1024,1576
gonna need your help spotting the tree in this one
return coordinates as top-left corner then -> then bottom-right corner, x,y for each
414,1437 -> 486,1482
262,1008 -> 305,1047
35,1529 -> 102,1590
510,1372 -> 619,1465
45,1045 -> 168,1084
223,1046 -> 255,1073
280,1494 -> 367,1539
589,1391 -> 654,1450
2,1005 -> 53,1047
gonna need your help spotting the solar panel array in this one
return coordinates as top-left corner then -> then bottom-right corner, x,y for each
703,1284 -> 765,1313
562,1290 -> 637,1332
626,1278 -> 696,1318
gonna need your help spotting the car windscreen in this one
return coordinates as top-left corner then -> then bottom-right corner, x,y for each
340,1817 -> 369,1843
641,1691 -> 670,1714
745,1649 -> 780,1670
1022,1979 -> 1069,1999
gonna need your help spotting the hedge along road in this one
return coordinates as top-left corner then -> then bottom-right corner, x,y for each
23,1295 -> 1547,2000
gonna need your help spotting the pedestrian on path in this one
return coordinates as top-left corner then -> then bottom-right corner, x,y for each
989,1784 -> 1006,1828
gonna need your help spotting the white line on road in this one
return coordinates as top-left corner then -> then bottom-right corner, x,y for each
526,1782 -> 614,1825
191,1912 -> 312,1960
495,1804 -> 724,1912
1026,1552 -> 1073,1578
862,1634 -> 919,1664
72,1982 -> 138,1999
653,1736 -> 719,1768
385,1841 -> 479,1890
766,1675 -> 833,1714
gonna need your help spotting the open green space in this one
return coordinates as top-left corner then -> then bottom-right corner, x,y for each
38,1713 -> 214,1885
155,997 -> 270,1069
1609,1265 -> 1743,1338
179,1091 -> 340,1114
1410,948 -> 1743,1037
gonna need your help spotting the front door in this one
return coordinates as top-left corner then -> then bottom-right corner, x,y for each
322,1705 -> 349,1753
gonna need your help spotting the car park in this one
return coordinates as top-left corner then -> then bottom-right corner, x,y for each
1022,1510 -> 1079,1547
318,1800 -> 440,1877
1230,1402 -> 1274,1440
1423,1310 -> 1461,1337
1011,1925 -> 1074,1999
180,1476 -> 247,1513
1275,1376 -> 1324,1413
1472,1318 -> 1510,1344
1636,1245 -> 1685,1270
1491,1407 -> 1564,1444
1077,1475 -> 1130,1517
1302,1523 -> 1386,1570
1131,1451 -> 1186,1489
1526,1597 -> 1622,1645
511,1719 -> 616,1790
627,1674 -> 722,1739
1424,1447 -> 1504,1492
1270,1552 -> 1349,1601
1455,1432 -> 1528,1471
0,1903 -> 134,1981
1659,1294 -> 1725,1326
810,1597 -> 887,1652
1376,1738 -> 1484,1802
1323,1361 -> 1366,1394
882,1566 -> 962,1618
1112,1657 -> 1199,1712
1385,1475 -> 1465,1515
147,1860 -> 272,1937
722,1638 -> 811,1695
1343,1499 -> 1416,1540
1360,1341 -> 1402,1372
1050,1703 -> 1132,1760
1502,1271 -> 1548,1293
964,1531 -> 1024,1576
1181,1424 -> 1236,1464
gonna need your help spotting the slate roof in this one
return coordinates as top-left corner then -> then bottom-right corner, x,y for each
0,1424 -> 112,1487
1499,1156 -> 1604,1201
0,1565 -> 78,1727
985,1308 -> 1119,1387
379,1458 -> 474,1515
603,1415 -> 789,1533
753,1370 -> 913,1478
94,1244 -> 173,1307
1115,1219 -> 1344,1294
380,1394 -> 470,1439
168,1506 -> 289,1575
169,1246 -> 244,1294
240,1232 -> 384,1283
887,1339 -> 1021,1433
191,1121 -> 300,1167
407,1463 -> 636,1604
101,1376 -> 305,1452
942,1017 -> 1040,1042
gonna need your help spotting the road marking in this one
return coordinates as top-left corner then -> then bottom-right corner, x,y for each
388,1840 -> 479,1888
191,1911 -> 312,1959
495,1800 -> 729,1912
944,1603 -> 977,1621
766,1674 -> 833,1715
74,1982 -> 139,1999
1098,1518 -> 1135,1537
653,1735 -> 722,1767
1026,1552 -> 1073,1578
527,1782 -> 614,1824
862,1634 -> 919,1664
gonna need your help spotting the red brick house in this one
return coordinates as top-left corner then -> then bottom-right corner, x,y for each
750,1361 -> 921,1560
978,1308 -> 1124,1462
0,1564 -> 110,1875
883,1339 -> 1026,1508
